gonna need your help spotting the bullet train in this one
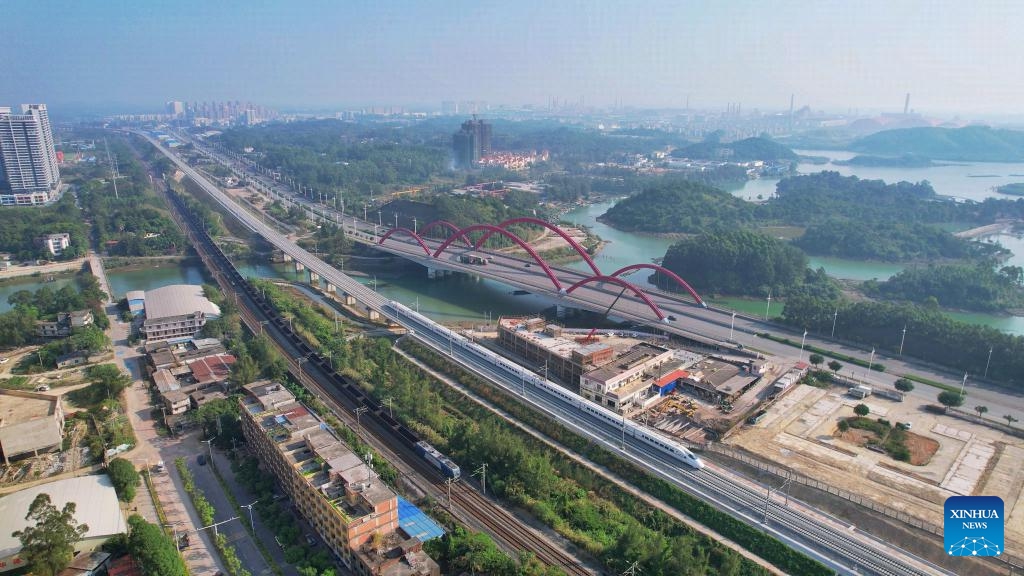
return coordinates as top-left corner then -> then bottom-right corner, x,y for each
386,301 -> 705,470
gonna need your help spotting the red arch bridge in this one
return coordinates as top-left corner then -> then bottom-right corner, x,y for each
376,217 -> 704,321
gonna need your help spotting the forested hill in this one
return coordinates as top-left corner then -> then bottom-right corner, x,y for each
849,125 -> 1024,162
672,137 -> 798,162
598,181 -> 754,233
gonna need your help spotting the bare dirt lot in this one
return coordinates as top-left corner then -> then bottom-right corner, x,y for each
727,382 -> 1024,563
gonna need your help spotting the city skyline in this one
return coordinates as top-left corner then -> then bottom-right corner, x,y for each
2,1 -> 1023,117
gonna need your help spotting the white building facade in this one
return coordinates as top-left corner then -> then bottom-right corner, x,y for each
0,104 -> 61,205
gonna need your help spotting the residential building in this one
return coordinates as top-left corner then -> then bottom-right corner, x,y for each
0,104 -> 61,205
239,383 -> 439,575
0,476 -> 127,571
0,389 -> 64,465
452,118 -> 492,168
139,284 -> 220,342
38,233 -> 70,256
36,309 -> 94,338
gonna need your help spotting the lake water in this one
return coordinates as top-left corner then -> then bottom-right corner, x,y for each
0,276 -> 77,313
731,149 -> 1024,203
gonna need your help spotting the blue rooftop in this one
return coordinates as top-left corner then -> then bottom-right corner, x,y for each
397,496 -> 444,542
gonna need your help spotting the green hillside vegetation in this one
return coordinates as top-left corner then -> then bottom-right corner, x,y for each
761,172 -> 957,225
782,296 -> 1024,388
599,181 -> 753,233
0,194 -> 88,261
834,154 -> 934,167
218,119 -> 450,199
660,230 -> 812,297
865,263 -> 1024,312
673,137 -> 798,162
792,220 -> 986,262
849,125 -> 1024,162
996,183 -> 1024,196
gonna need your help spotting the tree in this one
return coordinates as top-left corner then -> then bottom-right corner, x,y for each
975,406 -> 988,418
828,360 -> 842,374
937,391 -> 965,410
12,493 -> 89,576
854,404 -> 870,417
808,353 -> 824,368
126,515 -> 188,576
1005,414 -> 1019,427
87,364 -> 132,398
894,378 -> 915,393
107,458 -> 140,502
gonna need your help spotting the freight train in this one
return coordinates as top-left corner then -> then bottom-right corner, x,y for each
164,188 -> 463,481
385,300 -> 706,470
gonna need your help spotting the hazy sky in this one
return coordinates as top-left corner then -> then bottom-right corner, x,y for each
2,0 -> 1022,115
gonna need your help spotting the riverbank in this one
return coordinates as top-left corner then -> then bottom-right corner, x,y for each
102,254 -> 194,272
0,258 -> 85,282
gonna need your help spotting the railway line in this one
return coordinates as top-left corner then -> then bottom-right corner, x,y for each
162,181 -> 595,575
145,131 -> 954,576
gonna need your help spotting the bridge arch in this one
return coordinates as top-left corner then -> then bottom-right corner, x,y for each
419,220 -> 472,246
609,264 -> 705,307
565,275 -> 666,320
474,217 -> 602,276
432,224 -> 563,291
378,227 -> 432,256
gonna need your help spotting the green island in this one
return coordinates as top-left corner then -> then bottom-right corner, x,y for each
848,125 -> 1024,162
996,183 -> 1024,196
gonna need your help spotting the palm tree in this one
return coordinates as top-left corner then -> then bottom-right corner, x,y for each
975,406 -> 988,418
1005,414 -> 1019,427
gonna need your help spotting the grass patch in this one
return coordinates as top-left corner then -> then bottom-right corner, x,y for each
898,373 -> 963,394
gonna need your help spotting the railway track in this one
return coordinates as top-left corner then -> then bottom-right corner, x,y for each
148,132 -> 956,575
163,182 -> 597,575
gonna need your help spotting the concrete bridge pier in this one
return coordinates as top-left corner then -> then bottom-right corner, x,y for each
367,308 -> 380,321
324,283 -> 336,294
343,293 -> 356,306
283,253 -> 293,263
309,271 -> 320,286
426,266 -> 451,280
294,262 -> 305,273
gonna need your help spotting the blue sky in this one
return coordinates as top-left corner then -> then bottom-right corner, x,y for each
2,0 -> 1022,115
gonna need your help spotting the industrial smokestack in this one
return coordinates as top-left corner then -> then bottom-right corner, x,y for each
904,93 -> 910,115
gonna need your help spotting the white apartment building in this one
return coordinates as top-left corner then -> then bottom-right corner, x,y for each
0,104 -> 61,205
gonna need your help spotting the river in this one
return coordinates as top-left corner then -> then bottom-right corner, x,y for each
731,149 -> 1024,203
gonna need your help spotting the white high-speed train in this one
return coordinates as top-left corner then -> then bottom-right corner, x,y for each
387,301 -> 705,470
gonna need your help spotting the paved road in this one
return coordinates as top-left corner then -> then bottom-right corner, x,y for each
187,452 -> 276,576
203,133 -> 1024,424
147,132 -> 946,576
107,301 -> 225,576
205,448 -> 310,576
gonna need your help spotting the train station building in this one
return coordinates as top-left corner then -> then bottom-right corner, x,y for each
238,381 -> 440,576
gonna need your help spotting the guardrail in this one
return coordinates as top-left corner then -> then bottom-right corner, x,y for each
707,443 -> 1024,571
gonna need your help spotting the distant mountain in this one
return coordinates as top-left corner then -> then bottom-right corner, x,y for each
849,126 -> 1024,162
672,137 -> 798,162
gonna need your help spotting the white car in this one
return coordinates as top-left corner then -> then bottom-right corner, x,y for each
0,357 -> 9,364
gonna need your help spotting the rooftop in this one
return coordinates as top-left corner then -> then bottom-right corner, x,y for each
584,343 -> 671,385
0,389 -> 58,424
0,475 -> 127,559
142,284 -> 220,321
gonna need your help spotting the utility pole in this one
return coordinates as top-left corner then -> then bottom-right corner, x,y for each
385,397 -> 394,419
240,500 -> 258,532
623,561 -> 641,576
984,346 -> 993,379
473,463 -> 487,494
764,289 -> 772,320
445,477 -> 455,505
354,406 -> 369,435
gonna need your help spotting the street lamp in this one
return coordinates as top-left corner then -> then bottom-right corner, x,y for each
764,289 -> 772,321
240,500 -> 258,532
898,325 -> 907,355
799,330 -> 808,362
868,347 -> 876,372
984,346 -> 993,379
201,436 -> 217,465
729,312 -> 736,341
831,307 -> 838,339
960,371 -> 968,396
